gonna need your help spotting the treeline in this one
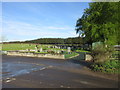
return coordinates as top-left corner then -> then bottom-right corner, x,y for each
25,37 -> 83,44
4,37 -> 84,45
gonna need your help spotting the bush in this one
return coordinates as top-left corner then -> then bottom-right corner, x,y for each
91,44 -> 114,63
47,50 -> 55,54
91,60 -> 120,73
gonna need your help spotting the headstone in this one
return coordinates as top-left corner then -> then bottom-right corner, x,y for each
40,48 -> 43,52
48,46 -> 50,48
55,46 -> 58,48
35,45 -> 38,52
58,46 -> 60,49
67,47 -> 71,54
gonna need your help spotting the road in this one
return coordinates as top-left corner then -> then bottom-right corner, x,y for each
2,55 -> 118,88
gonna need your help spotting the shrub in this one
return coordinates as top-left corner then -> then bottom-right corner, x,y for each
91,44 -> 114,63
47,50 -> 55,54
91,60 -> 120,73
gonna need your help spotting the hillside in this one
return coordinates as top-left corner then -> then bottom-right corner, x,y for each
3,37 -> 84,45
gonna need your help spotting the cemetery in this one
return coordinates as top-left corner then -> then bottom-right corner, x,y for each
2,43 -> 80,59
1,2 -> 119,88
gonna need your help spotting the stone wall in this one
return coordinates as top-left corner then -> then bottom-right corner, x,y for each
7,51 -> 65,59
85,54 -> 93,61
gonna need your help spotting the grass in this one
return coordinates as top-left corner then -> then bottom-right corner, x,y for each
64,52 -> 79,59
76,49 -> 90,53
2,43 -> 68,51
2,44 -> 36,51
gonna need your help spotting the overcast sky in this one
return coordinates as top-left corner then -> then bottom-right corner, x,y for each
2,2 -> 89,41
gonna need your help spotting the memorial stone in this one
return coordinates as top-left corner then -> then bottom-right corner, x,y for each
35,45 -> 38,52
40,48 -> 43,52
67,47 -> 71,54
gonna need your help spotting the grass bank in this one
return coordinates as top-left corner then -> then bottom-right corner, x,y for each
64,52 -> 79,59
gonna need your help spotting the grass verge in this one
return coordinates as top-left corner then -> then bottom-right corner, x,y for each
64,52 -> 79,59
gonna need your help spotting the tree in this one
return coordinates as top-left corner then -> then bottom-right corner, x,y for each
76,2 -> 119,46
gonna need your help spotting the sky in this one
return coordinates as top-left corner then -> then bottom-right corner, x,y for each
2,2 -> 89,41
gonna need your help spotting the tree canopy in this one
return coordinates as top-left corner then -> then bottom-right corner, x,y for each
76,2 -> 119,45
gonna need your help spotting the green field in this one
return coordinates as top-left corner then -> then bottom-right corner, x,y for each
2,44 -> 36,51
2,43 -> 54,51
2,43 -> 68,51
64,52 -> 79,59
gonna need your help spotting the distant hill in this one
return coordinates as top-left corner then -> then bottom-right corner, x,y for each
3,37 -> 84,45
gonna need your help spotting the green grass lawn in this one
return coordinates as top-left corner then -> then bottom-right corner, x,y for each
64,52 -> 79,59
2,43 -> 68,51
2,44 -> 36,51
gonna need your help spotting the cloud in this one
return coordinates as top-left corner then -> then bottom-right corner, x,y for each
2,20 -> 78,41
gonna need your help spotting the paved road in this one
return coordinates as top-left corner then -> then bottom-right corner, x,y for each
2,55 -> 118,88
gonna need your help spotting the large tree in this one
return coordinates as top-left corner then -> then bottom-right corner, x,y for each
76,2 -> 119,46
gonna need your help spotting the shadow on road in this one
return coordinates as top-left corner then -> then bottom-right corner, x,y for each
68,52 -> 93,68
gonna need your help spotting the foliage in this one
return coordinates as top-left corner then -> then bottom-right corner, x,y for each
76,2 -> 119,45
76,2 -> 119,74
91,60 -> 120,73
91,44 -> 114,63
6,37 -> 83,45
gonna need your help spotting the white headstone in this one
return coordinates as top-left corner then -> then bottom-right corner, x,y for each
40,48 -> 43,52
67,47 -> 71,54
35,47 -> 38,52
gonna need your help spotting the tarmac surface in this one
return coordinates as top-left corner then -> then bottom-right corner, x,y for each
1,55 -> 119,88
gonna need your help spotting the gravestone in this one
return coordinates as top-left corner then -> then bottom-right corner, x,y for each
55,46 -> 58,48
67,47 -> 71,54
48,46 -> 50,48
58,46 -> 60,49
40,48 -> 43,52
35,45 -> 38,52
